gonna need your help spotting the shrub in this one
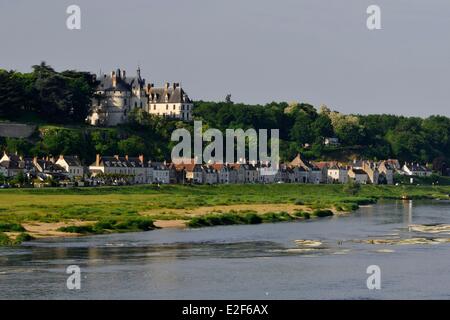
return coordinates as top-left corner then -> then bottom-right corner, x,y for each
0,223 -> 26,232
0,232 -> 12,246
14,232 -> 34,244
58,225 -> 95,234
58,218 -> 155,234
294,199 -> 305,205
311,209 -> 334,217
260,212 -> 294,223
294,211 -> 311,219
343,180 -> 361,195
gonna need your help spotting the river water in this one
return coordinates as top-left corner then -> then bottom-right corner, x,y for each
0,200 -> 449,299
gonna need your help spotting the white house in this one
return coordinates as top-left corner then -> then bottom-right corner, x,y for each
147,82 -> 193,121
55,155 -> 84,179
327,165 -> 348,184
402,163 -> 433,177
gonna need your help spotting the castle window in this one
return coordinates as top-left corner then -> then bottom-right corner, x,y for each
124,98 -> 127,105
166,105 -> 168,110
135,102 -> 137,107
173,105 -> 176,110
140,102 -> 143,108
181,105 -> 184,111
153,105 -> 156,110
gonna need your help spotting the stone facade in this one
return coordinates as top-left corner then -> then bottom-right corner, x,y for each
87,68 -> 193,126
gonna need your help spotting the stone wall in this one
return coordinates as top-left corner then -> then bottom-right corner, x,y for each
0,122 -> 36,138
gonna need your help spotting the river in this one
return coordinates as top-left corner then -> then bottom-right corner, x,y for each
1,200 -> 449,299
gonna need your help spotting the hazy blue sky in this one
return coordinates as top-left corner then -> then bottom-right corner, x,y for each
1,0 -> 449,116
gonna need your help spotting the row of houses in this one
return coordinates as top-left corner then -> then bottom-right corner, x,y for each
0,152 -> 433,186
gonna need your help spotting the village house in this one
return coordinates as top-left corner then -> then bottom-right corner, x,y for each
327,164 -> 348,184
203,165 -> 218,184
32,157 -> 67,182
258,163 -> 280,183
378,161 -> 394,185
55,155 -> 84,180
89,154 -> 147,185
212,164 -> 238,184
291,154 -> 325,184
402,163 -> 433,177
148,161 -> 170,184
0,152 -> 27,177
242,163 -> 259,183
181,163 -> 203,184
348,168 -> 369,184
362,161 -> 379,185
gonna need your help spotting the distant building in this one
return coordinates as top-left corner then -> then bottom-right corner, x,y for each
291,154 -> 324,184
348,168 -> 368,184
55,155 -> 84,179
89,154 -> 149,184
402,163 -> 433,177
327,165 -> 348,184
324,137 -> 340,146
378,161 -> 394,185
88,68 -> 193,126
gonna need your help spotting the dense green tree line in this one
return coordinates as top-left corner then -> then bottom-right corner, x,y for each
0,62 -> 97,123
193,101 -> 450,168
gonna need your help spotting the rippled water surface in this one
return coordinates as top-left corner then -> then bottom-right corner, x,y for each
1,200 -> 449,299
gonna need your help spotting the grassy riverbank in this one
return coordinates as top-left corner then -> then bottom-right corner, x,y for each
0,184 -> 449,245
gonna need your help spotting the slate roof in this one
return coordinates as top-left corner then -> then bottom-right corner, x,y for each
148,86 -> 192,104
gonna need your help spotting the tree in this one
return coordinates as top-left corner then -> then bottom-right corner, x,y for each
225,94 -> 233,104
117,136 -> 146,156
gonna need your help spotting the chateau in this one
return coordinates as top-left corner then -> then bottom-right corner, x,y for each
87,68 -> 194,126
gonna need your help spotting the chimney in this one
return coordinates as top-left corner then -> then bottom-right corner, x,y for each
33,156 -> 38,165
125,155 -> 129,161
122,70 -> 126,79
96,154 -> 100,166
111,71 -> 117,87
114,155 -> 119,160
139,154 -> 144,164
59,155 -> 64,161
165,82 -> 170,90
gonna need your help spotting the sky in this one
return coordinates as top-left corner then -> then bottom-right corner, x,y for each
1,0 -> 449,116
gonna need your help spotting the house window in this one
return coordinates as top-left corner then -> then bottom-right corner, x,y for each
134,102 -> 137,107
